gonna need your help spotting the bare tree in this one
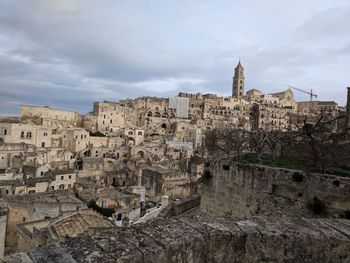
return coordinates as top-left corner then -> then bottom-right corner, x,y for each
205,128 -> 248,160
289,112 -> 350,171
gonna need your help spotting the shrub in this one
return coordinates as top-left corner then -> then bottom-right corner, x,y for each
333,180 -> 340,187
343,210 -> 350,220
292,172 -> 304,183
222,164 -> 230,171
308,197 -> 326,215
271,184 -> 277,194
202,170 -> 212,180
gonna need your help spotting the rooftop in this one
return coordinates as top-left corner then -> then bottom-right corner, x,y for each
5,191 -> 83,204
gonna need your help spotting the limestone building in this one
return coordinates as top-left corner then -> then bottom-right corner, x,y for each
16,209 -> 113,253
232,60 -> 245,98
169,96 -> 189,119
0,123 -> 51,148
20,105 -> 80,129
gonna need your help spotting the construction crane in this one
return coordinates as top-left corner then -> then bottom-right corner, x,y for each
288,85 -> 318,101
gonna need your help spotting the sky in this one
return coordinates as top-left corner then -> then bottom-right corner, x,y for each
0,0 -> 350,115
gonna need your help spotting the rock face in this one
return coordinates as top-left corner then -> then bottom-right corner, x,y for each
201,162 -> 350,218
2,216 -> 350,263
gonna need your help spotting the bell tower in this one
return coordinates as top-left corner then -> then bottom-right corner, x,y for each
232,60 -> 245,98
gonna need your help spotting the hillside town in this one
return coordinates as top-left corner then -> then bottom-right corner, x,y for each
0,61 -> 349,259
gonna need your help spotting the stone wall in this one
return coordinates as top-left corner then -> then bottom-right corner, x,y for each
3,216 -> 350,262
201,162 -> 350,217
0,208 -> 7,258
172,195 -> 200,216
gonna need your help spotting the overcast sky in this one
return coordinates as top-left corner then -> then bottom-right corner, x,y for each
1,0 -> 350,115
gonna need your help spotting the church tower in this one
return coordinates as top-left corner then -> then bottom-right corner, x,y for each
232,60 -> 245,98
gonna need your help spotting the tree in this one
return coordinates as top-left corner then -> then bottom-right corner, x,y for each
205,128 -> 248,160
289,112 -> 350,171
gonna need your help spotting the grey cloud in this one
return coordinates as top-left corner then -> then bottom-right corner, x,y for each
1,1 -> 350,115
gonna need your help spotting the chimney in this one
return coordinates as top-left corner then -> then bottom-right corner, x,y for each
346,87 -> 350,133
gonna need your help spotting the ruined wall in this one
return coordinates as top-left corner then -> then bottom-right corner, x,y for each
201,162 -> 350,217
142,169 -> 197,202
3,216 -> 350,263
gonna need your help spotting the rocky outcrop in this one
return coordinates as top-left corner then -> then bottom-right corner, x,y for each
2,215 -> 350,263
201,162 -> 350,218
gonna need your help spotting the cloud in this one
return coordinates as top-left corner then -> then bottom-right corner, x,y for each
295,6 -> 350,43
0,0 -> 350,115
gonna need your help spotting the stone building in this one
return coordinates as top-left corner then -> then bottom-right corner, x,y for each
346,87 -> 350,132
0,123 -> 51,148
93,101 -> 126,133
4,191 -> 86,249
169,96 -> 189,118
95,187 -> 141,223
19,105 -> 79,129
232,60 -> 245,98
0,169 -> 76,197
16,209 -> 113,253
141,167 -> 196,202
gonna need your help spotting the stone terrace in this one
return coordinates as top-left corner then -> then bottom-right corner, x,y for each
2,215 -> 350,263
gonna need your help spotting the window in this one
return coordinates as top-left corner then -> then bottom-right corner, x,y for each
43,132 -> 47,136
5,190 -> 8,195
75,135 -> 78,139
110,119 -> 112,124
61,176 -> 64,180
81,135 -> 83,139
41,171 -> 44,176
21,131 -> 25,138
68,175 -> 72,179
138,131 -> 142,136
41,142 -> 45,148
23,217 -> 26,222
59,184 -> 65,190
103,120 -> 105,125
4,129 -> 7,135
27,132 -> 32,138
